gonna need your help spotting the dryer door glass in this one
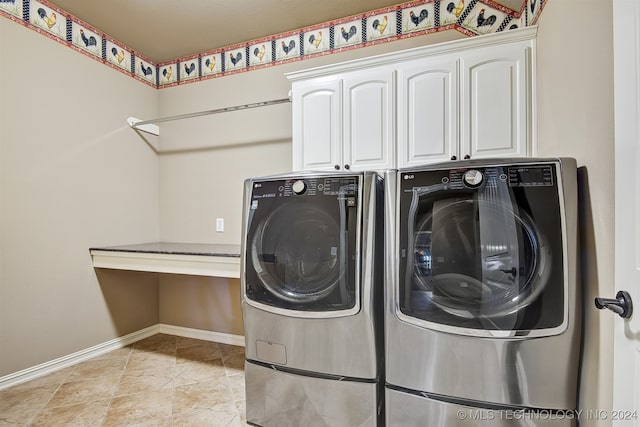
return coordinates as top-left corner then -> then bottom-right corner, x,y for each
398,164 -> 565,332
245,177 -> 359,312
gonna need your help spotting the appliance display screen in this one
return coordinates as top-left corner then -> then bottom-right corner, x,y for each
508,166 -> 553,187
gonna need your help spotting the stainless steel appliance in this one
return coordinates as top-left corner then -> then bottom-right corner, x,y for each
384,158 -> 581,426
241,171 -> 383,427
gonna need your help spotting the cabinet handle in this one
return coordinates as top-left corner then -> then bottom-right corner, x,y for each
344,164 -> 351,170
334,165 -> 341,170
464,155 -> 471,160
450,156 -> 457,161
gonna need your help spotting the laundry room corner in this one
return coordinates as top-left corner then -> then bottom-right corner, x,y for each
536,0 -> 616,422
0,0 -> 629,423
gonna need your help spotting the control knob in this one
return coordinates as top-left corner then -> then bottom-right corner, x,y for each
463,169 -> 483,187
292,180 -> 307,195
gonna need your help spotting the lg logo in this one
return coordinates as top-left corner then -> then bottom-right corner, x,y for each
403,174 -> 415,180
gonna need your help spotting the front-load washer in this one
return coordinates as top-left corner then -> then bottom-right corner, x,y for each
241,171 -> 384,427
384,158 -> 581,426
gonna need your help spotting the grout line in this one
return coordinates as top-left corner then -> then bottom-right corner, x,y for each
100,345 -> 133,426
170,335 -> 178,423
24,380 -> 65,426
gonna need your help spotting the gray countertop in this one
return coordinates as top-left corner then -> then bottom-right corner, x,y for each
89,242 -> 241,258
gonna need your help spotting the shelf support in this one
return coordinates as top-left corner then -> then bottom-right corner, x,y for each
127,97 -> 292,136
127,117 -> 160,136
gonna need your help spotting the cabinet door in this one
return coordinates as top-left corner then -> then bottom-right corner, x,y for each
291,79 -> 342,171
397,57 -> 458,168
461,43 -> 531,159
342,69 -> 395,171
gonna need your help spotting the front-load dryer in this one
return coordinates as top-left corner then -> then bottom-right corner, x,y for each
241,171 -> 383,427
384,158 -> 581,426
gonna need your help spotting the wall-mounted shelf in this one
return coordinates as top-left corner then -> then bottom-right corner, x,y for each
89,242 -> 241,278
128,97 -> 291,136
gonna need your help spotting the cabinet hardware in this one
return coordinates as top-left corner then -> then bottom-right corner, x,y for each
595,291 -> 633,319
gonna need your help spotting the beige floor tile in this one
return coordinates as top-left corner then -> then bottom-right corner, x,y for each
0,384 -> 60,425
174,358 -> 227,387
173,379 -> 235,415
30,398 -> 111,427
66,356 -> 128,381
220,344 -> 245,358
133,334 -> 176,355
11,367 -> 73,391
227,373 -> 246,402
172,404 -> 243,427
116,365 -> 175,397
45,375 -> 119,408
176,342 -> 222,364
0,335 -> 247,426
0,419 -> 29,427
235,399 -> 248,424
176,336 -> 218,349
92,346 -> 133,360
123,417 -> 173,427
102,389 -> 173,426
126,348 -> 176,372
223,352 -> 246,376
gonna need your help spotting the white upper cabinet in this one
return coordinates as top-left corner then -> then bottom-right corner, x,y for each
291,79 -> 342,171
291,69 -> 394,172
342,69 -> 395,171
397,56 -> 458,167
460,42 -> 531,160
288,27 -> 537,171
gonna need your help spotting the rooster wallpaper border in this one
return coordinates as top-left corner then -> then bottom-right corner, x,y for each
0,0 -> 546,89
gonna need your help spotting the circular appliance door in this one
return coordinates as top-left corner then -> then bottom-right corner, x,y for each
251,204 -> 345,303
410,198 -> 550,319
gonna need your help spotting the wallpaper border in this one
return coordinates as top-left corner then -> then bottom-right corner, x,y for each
0,0 -> 547,89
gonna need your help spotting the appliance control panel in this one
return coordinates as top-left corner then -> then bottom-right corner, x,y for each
251,176 -> 359,199
446,168 -> 500,189
401,163 -> 556,191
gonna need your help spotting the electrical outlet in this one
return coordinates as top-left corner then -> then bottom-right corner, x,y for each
216,218 -> 224,232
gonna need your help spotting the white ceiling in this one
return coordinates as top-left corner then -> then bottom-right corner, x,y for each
45,0 -> 528,63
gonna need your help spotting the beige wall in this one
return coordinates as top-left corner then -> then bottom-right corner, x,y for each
0,20 -> 161,376
159,276 -> 243,335
536,0 -> 615,422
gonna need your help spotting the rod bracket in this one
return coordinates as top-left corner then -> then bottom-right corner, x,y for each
127,117 -> 160,136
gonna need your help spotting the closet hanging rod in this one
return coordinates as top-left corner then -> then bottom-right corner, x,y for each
127,97 -> 291,136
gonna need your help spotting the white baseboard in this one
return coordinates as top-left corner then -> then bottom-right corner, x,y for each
0,325 -> 160,391
0,325 -> 244,391
157,324 -> 245,347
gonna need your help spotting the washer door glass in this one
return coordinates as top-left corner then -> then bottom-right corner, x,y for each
398,166 -> 565,332
245,178 -> 359,313
410,198 -> 544,317
252,204 -> 345,303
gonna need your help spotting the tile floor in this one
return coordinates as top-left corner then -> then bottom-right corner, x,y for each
0,334 -> 248,426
